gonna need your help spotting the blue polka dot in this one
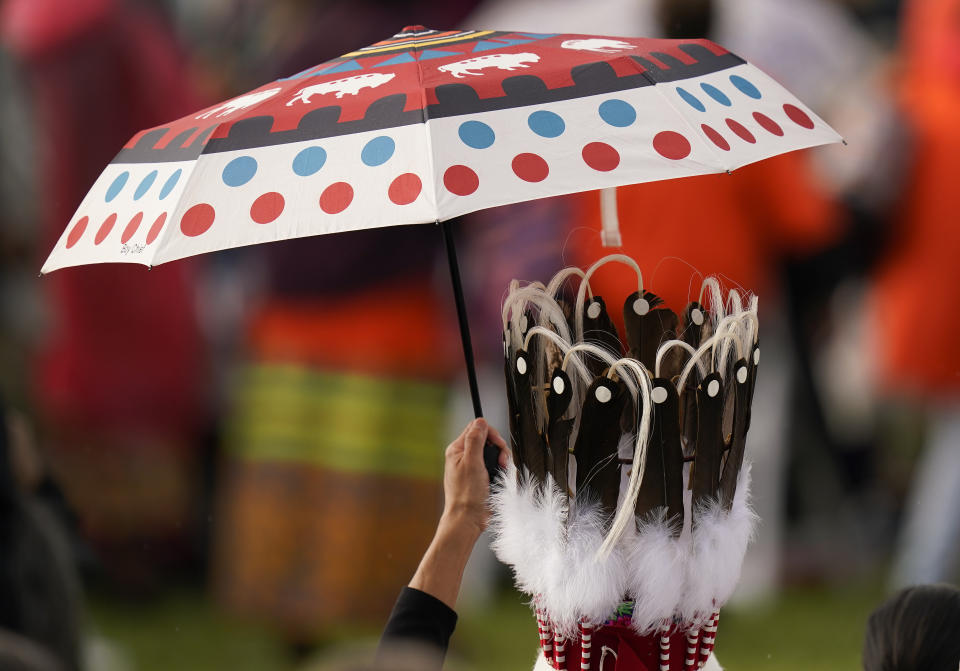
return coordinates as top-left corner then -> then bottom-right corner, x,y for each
105,172 -> 129,202
361,136 -> 395,166
729,75 -> 761,99
222,156 -> 257,187
700,83 -> 731,106
133,170 -> 158,201
458,121 -> 495,149
158,169 -> 182,200
292,146 -> 327,176
598,99 -> 636,127
527,111 -> 565,138
677,87 -> 706,112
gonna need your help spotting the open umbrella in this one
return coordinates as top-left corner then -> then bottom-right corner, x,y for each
40,25 -> 842,469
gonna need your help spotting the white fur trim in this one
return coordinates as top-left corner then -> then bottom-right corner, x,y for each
541,496 -> 627,637
489,464 -> 566,597
681,463 -> 757,624
490,465 -> 627,637
624,508 -> 685,634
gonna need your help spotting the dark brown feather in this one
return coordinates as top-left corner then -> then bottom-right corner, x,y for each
573,377 -> 628,521
691,372 -> 725,524
622,290 -> 678,372
509,349 -> 549,484
581,296 -> 623,376
546,369 -> 574,493
635,379 -> 685,535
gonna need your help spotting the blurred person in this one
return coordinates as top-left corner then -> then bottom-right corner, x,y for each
565,0 -> 844,604
0,0 -> 210,586
208,0 -> 491,649
862,584 -> 960,671
0,400 -> 83,671
879,0 -> 960,588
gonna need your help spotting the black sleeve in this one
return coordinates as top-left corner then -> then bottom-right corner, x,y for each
378,586 -> 458,659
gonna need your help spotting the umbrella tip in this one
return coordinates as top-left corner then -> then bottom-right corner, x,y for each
401,25 -> 427,33
842,138 -> 848,146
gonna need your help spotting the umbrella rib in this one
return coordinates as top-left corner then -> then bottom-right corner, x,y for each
413,46 -> 442,223
624,56 -> 733,175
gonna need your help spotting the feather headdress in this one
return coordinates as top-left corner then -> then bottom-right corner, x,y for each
490,255 -> 759,671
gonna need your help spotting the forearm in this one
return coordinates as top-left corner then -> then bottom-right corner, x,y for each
408,512 -> 481,610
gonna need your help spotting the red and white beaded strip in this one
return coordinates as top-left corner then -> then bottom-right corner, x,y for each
684,628 -> 700,669
659,620 -> 672,671
554,632 -> 567,670
580,621 -> 593,671
537,608 -> 554,666
697,611 -> 720,669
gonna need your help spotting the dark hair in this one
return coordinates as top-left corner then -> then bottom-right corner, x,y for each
863,584 -> 960,671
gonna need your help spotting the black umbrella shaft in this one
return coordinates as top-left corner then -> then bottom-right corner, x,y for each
440,219 -> 483,418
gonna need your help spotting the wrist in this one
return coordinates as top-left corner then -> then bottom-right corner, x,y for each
437,507 -> 485,545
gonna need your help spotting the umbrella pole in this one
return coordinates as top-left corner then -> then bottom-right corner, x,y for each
439,219 -> 501,481
440,219 -> 484,418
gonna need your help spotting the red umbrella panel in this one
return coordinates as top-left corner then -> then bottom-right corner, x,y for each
41,27 -> 841,274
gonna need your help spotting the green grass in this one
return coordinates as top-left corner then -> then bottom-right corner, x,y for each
88,590 -> 291,671
87,579 -> 882,670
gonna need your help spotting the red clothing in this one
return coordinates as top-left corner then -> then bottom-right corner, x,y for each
4,0 -> 209,575
4,0 -> 206,434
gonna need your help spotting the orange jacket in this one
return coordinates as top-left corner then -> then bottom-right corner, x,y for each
871,0 -> 960,395
571,151 -> 839,326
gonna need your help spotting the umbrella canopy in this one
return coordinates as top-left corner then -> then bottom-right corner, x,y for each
41,26 -> 841,273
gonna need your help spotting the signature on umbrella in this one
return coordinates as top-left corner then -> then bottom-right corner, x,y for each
121,243 -> 146,255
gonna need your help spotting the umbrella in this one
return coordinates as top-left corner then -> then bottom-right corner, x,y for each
40,25 -> 842,471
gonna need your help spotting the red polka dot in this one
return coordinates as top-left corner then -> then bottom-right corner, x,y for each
180,203 -> 216,237
725,119 -> 756,144
389,173 -> 422,205
582,142 -> 620,171
250,192 -> 285,224
146,213 -> 167,245
783,104 -> 814,129
94,213 -> 118,245
753,112 -> 783,136
320,182 -> 354,214
120,212 -> 144,244
443,165 -> 479,196
511,153 -> 549,182
66,216 -> 88,249
701,124 -> 730,151
653,131 -> 692,160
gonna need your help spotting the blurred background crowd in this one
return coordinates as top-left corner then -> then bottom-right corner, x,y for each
0,0 -> 957,669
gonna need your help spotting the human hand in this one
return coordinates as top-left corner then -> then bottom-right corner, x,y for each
440,418 -> 509,539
